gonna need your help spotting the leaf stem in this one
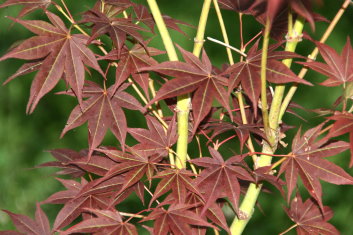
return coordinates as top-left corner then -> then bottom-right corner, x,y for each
279,0 -> 352,121
278,223 -> 298,235
260,17 -> 271,139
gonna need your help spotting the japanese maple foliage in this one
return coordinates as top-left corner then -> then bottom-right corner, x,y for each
1,0 -> 353,234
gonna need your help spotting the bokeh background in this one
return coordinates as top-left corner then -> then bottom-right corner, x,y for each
1,0 -> 353,234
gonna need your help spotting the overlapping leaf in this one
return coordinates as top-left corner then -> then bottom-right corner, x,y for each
190,147 -> 253,214
283,194 -> 339,235
278,124 -> 353,209
100,42 -> 165,97
1,204 -> 51,235
224,41 -> 312,116
0,12 -> 104,113
140,46 -> 232,132
61,81 -> 143,153
300,38 -> 353,87
0,0 -> 51,18
150,169 -> 203,206
128,115 -> 177,156
141,204 -> 215,235
94,147 -> 162,196
81,9 -> 148,57
61,208 -> 137,235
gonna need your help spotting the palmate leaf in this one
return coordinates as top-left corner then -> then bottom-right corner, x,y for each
224,41 -> 312,116
0,12 -> 104,113
278,124 -> 353,209
150,168 -> 204,207
81,8 -> 148,57
61,208 -> 137,235
128,115 -> 177,156
141,204 -> 216,235
100,42 -> 165,98
327,112 -> 353,167
61,81 -> 143,153
283,194 -> 339,235
94,147 -> 162,195
300,38 -> 353,87
140,46 -> 232,133
190,147 -> 253,215
0,0 -> 51,18
1,203 -> 51,235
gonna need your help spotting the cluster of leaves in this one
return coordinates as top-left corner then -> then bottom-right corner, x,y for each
1,0 -> 353,234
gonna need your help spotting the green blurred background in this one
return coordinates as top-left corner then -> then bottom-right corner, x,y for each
1,0 -> 353,234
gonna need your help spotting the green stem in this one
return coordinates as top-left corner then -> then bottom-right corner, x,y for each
193,0 -> 212,57
146,0 -> 178,61
260,17 -> 271,138
212,0 -> 234,64
147,0 -> 212,169
268,17 -> 305,141
230,15 -> 305,235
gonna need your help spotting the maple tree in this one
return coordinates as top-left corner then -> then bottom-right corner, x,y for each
1,0 -> 353,234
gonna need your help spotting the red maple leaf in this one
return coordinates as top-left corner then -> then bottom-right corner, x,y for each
61,81 -> 143,153
101,42 -> 165,99
327,112 -> 353,167
149,168 -> 203,206
300,38 -> 353,87
1,203 -> 51,235
140,46 -> 232,133
0,12 -> 104,113
0,0 -> 51,18
278,124 -> 353,209
190,147 -> 253,214
283,194 -> 339,235
81,8 -> 148,57
141,204 -> 216,235
61,208 -> 137,235
128,115 -> 177,157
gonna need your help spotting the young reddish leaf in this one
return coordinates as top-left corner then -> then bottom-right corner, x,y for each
300,38 -> 353,87
278,124 -> 353,208
283,194 -> 339,235
224,41 -> 311,116
140,46 -> 232,133
0,12 -> 104,113
61,81 -> 142,153
0,0 -> 51,18
61,208 -> 137,235
141,204 -> 216,235
101,43 -> 165,98
190,147 -> 253,214
2,204 -> 51,235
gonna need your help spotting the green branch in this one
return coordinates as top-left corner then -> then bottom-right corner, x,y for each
147,0 -> 212,169
230,15 -> 305,235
